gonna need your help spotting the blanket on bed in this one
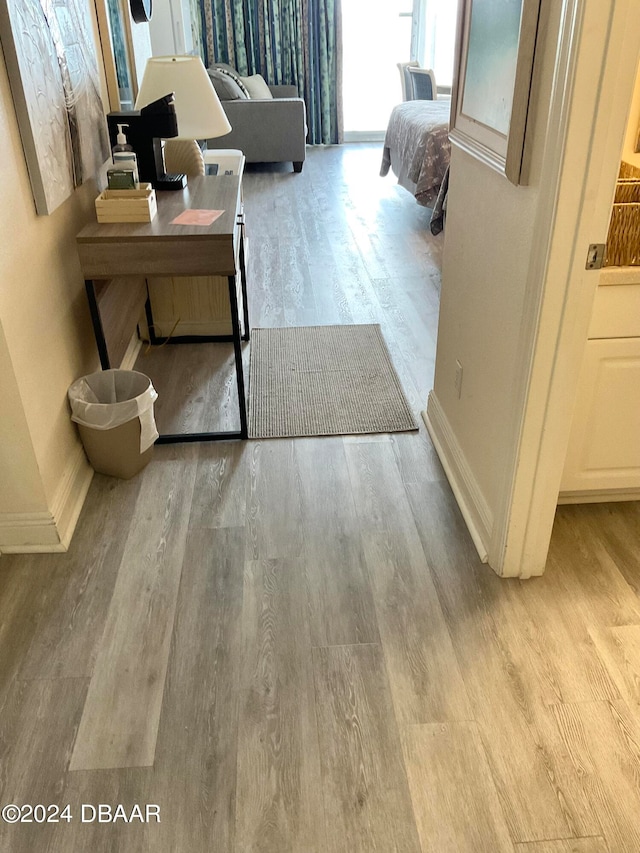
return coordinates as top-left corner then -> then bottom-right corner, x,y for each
380,100 -> 451,208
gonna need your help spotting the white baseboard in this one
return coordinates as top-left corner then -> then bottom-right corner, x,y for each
120,333 -> 143,370
149,320 -> 233,338
423,392 -> 492,563
0,510 -> 66,552
344,131 -> 386,143
0,445 -> 93,554
50,444 -> 94,550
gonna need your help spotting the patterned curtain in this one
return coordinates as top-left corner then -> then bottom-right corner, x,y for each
198,0 -> 342,144
189,0 -> 205,58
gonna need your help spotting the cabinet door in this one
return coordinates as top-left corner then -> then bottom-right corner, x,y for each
561,337 -> 640,493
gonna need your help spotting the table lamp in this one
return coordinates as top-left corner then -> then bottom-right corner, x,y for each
108,55 -> 232,190
136,55 -> 231,139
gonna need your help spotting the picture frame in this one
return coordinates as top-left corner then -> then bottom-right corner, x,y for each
449,0 -> 542,185
0,0 -> 110,214
94,0 -> 139,111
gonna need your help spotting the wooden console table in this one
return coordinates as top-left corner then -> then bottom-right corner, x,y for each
76,175 -> 249,442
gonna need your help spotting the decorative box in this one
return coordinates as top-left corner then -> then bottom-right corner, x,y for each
95,183 -> 157,223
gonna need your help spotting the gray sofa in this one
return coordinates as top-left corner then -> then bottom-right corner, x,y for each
206,67 -> 307,172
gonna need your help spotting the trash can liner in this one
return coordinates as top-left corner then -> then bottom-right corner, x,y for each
68,369 -> 158,453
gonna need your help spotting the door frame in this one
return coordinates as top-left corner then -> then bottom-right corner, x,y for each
93,0 -> 140,111
491,0 -> 640,576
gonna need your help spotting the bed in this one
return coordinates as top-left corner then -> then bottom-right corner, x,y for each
380,99 -> 451,234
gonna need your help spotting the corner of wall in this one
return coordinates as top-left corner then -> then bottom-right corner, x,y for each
0,445 -> 93,554
423,392 -> 492,564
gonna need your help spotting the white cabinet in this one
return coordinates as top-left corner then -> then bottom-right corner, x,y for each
560,274 -> 640,501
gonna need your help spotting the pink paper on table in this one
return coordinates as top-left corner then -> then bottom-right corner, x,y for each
171,209 -> 224,226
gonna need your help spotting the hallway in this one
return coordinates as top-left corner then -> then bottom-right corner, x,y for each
0,145 -> 639,852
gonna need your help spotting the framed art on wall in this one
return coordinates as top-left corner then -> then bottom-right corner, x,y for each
449,0 -> 542,185
0,0 -> 110,214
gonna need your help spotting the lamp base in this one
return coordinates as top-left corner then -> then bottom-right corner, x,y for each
153,173 -> 187,191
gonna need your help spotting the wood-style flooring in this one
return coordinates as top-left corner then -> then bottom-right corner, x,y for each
1,144 -> 640,852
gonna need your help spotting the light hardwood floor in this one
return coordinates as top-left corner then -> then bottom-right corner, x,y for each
1,145 -> 640,852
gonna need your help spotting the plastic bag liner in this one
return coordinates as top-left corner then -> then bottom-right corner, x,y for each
68,369 -> 158,453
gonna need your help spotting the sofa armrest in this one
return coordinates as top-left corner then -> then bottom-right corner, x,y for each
207,98 -> 307,164
268,84 -> 298,98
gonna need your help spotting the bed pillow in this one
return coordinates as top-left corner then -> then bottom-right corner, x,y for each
208,68 -> 249,100
239,74 -> 273,100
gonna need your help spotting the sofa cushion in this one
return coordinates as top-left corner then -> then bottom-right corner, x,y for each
207,67 -> 249,101
214,66 -> 251,97
239,74 -> 273,100
211,61 -> 236,74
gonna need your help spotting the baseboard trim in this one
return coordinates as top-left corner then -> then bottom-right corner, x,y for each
0,510 -> 64,552
50,444 -> 94,550
0,445 -> 93,554
120,333 -> 143,370
558,487 -> 640,504
344,131 -> 386,143
150,320 -> 232,338
423,392 -> 492,563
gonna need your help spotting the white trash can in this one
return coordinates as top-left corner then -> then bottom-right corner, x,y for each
68,369 -> 158,479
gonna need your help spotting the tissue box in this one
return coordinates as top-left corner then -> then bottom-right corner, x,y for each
95,183 -> 157,223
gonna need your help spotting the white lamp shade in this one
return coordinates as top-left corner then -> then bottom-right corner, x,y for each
135,55 -> 231,139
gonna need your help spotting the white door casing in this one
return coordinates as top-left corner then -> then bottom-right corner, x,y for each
492,0 -> 640,576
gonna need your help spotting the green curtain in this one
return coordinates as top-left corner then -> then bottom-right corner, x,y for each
198,0 -> 342,144
189,0 -> 205,58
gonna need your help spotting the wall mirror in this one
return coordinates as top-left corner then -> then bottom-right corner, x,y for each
449,0 -> 542,185
94,0 -> 140,109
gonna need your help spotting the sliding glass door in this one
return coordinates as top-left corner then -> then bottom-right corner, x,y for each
342,0 -> 413,138
414,0 -> 458,89
342,0 -> 458,138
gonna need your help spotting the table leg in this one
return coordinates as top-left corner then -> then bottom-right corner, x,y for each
156,274 -> 248,443
239,225 -> 250,342
228,274 -> 249,439
85,280 -> 111,369
144,291 -> 162,347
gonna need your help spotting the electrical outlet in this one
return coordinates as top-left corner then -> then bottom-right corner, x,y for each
455,360 -> 463,398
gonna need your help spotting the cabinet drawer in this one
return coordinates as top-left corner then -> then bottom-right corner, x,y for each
588,284 -> 640,338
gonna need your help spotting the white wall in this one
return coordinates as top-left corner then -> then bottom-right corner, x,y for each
128,10 -> 153,87
428,0 -> 560,529
428,0 -> 640,576
433,153 -> 538,517
0,7 -> 106,551
0,323 -> 48,515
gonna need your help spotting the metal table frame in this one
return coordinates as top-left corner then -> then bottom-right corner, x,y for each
78,176 -> 249,443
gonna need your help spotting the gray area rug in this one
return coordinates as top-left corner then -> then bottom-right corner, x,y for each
248,324 -> 418,439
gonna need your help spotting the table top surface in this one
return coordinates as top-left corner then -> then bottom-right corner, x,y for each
77,175 -> 241,244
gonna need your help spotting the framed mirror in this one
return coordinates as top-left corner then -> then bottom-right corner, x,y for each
449,0 -> 542,185
94,0 -> 139,109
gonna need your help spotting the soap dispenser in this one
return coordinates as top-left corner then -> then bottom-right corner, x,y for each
112,124 -> 139,185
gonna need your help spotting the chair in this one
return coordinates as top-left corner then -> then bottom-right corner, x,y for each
407,66 -> 437,101
397,61 -> 420,101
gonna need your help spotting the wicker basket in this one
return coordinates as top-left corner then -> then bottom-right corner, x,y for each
604,200 -> 640,266
604,163 -> 640,266
614,180 -> 640,204
619,161 -> 640,179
